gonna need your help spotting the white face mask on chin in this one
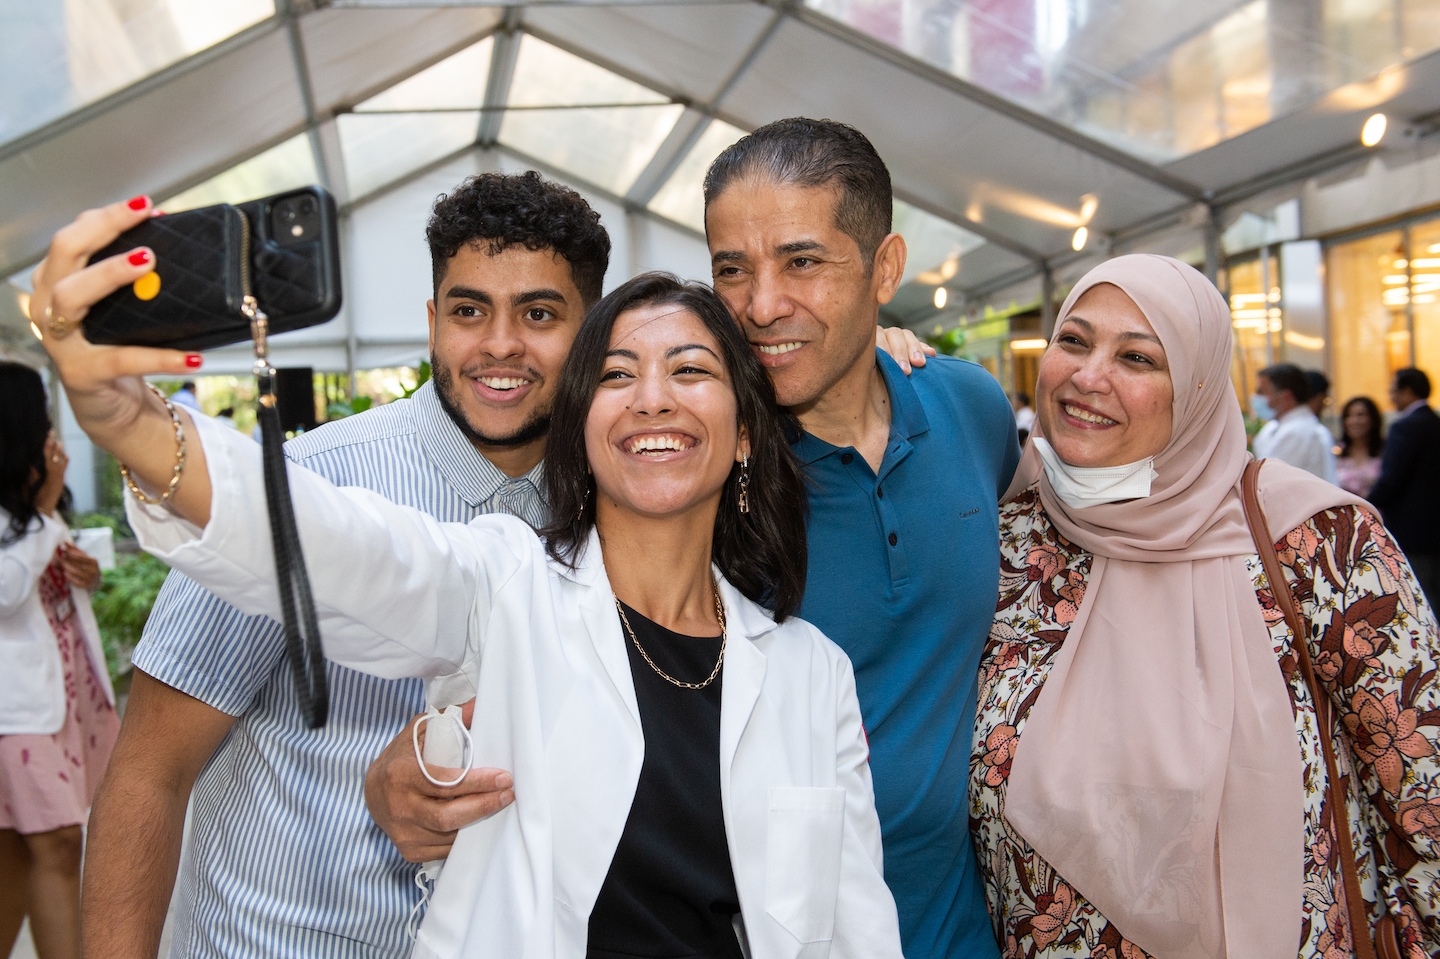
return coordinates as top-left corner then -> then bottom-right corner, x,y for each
1033,437 -> 1159,509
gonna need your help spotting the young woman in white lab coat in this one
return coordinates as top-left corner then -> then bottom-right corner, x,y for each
32,199 -> 904,959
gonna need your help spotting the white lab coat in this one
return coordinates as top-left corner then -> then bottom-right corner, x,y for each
128,414 -> 904,959
0,511 -> 114,734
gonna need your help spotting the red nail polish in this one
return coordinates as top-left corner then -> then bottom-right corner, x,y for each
127,195 -> 149,211
185,354 -> 203,369
128,249 -> 151,266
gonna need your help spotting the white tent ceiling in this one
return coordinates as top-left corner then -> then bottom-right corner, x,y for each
5,0 -> 1440,360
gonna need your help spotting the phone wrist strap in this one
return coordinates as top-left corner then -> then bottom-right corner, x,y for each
247,298 -> 329,729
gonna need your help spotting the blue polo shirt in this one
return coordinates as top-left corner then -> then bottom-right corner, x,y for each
795,350 -> 1019,959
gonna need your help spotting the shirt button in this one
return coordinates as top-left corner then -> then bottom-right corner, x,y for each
840,453 -> 854,465
888,532 -> 898,546
877,486 -> 884,498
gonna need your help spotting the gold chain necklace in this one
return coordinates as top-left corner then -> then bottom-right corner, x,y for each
614,583 -> 727,690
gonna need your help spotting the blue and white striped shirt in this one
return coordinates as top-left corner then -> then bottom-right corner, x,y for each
133,382 -> 547,959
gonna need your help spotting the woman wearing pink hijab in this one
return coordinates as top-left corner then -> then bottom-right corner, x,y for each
971,255 -> 1440,959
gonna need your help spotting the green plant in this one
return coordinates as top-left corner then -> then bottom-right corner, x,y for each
403,360 -> 432,398
325,395 -> 373,420
90,551 -> 170,684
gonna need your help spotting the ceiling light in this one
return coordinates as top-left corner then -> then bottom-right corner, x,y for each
1011,338 -> 1049,351
29,321 -> 42,341
1361,113 -> 1387,147
1071,226 -> 1088,251
933,287 -> 948,309
1394,258 -> 1408,269
16,291 -> 30,319
939,257 -> 958,280
1079,193 -> 1098,222
1429,243 -> 1440,254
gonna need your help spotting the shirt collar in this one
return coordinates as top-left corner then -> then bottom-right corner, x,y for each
1402,399 -> 1428,416
411,381 -> 545,507
790,348 -> 930,464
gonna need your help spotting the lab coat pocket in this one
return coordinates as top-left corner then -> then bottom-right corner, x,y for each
765,786 -> 845,944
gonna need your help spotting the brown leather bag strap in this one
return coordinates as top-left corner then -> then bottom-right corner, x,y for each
1240,460 -> 1379,959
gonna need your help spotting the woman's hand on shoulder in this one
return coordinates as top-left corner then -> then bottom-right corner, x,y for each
875,326 -> 935,375
30,197 -> 199,442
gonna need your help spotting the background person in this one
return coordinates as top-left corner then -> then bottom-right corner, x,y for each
1335,395 -> 1385,497
34,202 -> 906,956
1252,362 -> 1336,482
79,175 -> 604,959
167,381 -> 198,412
1369,367 -> 1440,606
1012,392 -> 1035,444
974,255 -> 1439,959
1304,369 -> 1338,482
0,362 -> 116,959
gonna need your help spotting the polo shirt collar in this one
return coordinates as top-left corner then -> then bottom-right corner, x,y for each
411,381 -> 546,507
791,348 -> 930,464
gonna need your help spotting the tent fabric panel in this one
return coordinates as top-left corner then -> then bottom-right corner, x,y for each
300,5 -> 502,114
0,26 -> 304,274
520,3 -> 776,105
1165,46 -> 1440,196
719,17 -> 1189,260
354,37 -> 493,112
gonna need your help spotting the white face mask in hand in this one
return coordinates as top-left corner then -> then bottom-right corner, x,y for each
1033,437 -> 1159,510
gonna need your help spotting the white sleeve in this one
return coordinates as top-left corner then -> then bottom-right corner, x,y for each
828,647 -> 904,957
126,413 -> 531,681
0,514 -> 66,617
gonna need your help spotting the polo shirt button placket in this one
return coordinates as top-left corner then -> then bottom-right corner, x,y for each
840,453 -> 854,465
888,532 -> 898,546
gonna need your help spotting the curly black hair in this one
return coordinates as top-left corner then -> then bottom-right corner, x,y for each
426,171 -> 611,306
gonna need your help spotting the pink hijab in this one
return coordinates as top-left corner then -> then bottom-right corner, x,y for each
1002,255 -> 1365,958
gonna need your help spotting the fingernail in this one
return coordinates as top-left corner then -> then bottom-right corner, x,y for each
127,195 -> 150,211
496,773 -> 513,789
185,354 -> 202,369
128,249 -> 151,266
501,791 -> 515,806
913,351 -> 924,362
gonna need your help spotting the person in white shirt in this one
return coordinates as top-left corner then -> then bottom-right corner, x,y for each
1251,363 -> 1337,483
31,196 -> 903,959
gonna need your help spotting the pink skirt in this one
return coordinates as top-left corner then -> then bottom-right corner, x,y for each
0,559 -> 119,835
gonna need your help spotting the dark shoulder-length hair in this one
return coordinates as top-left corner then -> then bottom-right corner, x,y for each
1339,395 -> 1385,458
539,272 -> 808,621
0,362 -> 69,544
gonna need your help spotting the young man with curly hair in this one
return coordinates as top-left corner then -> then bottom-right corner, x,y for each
79,171 -> 611,959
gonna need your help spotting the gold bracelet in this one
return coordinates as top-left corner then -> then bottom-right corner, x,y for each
119,384 -> 186,506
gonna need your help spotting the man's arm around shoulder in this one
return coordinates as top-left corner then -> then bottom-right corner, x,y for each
81,671 -> 236,959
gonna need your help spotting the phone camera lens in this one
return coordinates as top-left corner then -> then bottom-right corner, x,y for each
280,205 -> 298,223
299,198 -> 316,216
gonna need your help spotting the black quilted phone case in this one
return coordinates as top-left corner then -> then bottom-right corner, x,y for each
82,186 -> 342,351
83,204 -> 246,349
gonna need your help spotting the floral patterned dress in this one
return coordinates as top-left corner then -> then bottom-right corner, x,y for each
971,487 -> 1440,959
0,550 -> 119,834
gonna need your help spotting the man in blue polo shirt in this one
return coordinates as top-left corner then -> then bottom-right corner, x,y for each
703,119 -> 1018,958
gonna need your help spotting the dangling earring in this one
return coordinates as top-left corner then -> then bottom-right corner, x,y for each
576,480 -> 591,524
737,453 -> 750,515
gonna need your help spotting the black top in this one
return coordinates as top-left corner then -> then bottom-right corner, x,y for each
586,603 -> 744,959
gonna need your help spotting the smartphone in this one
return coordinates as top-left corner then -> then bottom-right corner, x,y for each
82,186 -> 342,351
